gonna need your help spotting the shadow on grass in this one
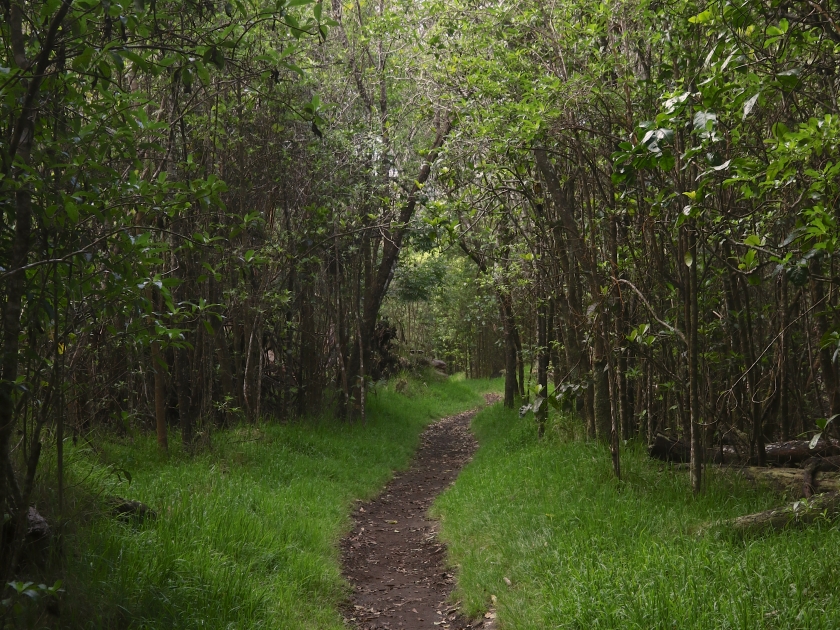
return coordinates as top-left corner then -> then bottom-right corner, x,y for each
30,373 -> 502,629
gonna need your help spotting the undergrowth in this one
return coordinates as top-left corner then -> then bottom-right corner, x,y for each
39,371 -> 501,629
432,404 -> 840,630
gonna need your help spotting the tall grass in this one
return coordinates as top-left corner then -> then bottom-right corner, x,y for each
432,404 -> 840,629
54,373 -> 501,629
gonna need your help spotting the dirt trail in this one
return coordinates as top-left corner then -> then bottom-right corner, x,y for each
341,397 -> 499,630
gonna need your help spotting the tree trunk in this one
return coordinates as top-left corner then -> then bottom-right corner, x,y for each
514,325 -> 525,398
152,340 -> 168,450
147,287 -> 169,450
175,346 -> 194,449
0,178 -> 33,578
536,296 -> 549,437
722,243 -> 765,465
215,327 -> 237,415
0,117 -> 36,578
585,371 -> 596,439
501,300 -> 518,409
347,119 -> 451,417
688,223 -> 702,493
700,492 -> 840,535
605,334 -> 621,479
779,273 -> 790,441
593,350 -> 612,442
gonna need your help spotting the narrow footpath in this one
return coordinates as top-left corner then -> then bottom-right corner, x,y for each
341,398 -> 499,630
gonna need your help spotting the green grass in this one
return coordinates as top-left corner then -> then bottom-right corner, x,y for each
55,372 -> 502,629
432,404 -> 840,630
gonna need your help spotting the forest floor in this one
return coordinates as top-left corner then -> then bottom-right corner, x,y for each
43,372 -> 503,629
432,403 -> 840,629
341,395 -> 500,630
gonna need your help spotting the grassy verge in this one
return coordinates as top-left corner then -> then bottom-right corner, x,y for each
432,404 -> 840,629
53,372 -> 501,629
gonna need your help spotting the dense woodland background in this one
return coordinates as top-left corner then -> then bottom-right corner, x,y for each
3,0 -> 840,586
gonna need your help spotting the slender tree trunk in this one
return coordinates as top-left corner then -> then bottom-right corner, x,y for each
551,299 -> 563,388
514,326 -> 525,398
617,348 -> 630,439
0,115 -> 36,578
152,340 -> 168,450
536,296 -> 549,437
501,299 -> 518,408
593,339 -> 612,442
585,367 -> 596,439
606,335 -> 621,480
148,288 -> 168,450
741,282 -> 765,464
722,243 -> 765,464
0,172 -> 33,578
609,216 -> 631,439
779,273 -> 790,440
688,224 -> 702,494
175,346 -> 194,448
215,328 -> 236,411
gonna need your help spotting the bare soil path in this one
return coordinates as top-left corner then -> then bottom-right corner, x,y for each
341,398 -> 499,630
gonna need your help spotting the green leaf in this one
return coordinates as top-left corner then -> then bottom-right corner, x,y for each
194,60 -> 210,85
658,153 -> 675,171
98,58 -> 112,79
693,111 -> 716,130
212,47 -> 225,69
688,9 -> 713,23
65,202 -> 79,223
772,122 -> 789,138
120,48 -> 149,71
279,60 -> 304,76
72,46 -> 95,71
743,93 -> 759,119
776,68 -> 801,91
684,251 -> 694,267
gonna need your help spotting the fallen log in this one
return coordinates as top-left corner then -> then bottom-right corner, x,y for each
650,436 -> 840,466
739,466 -> 840,497
700,492 -> 840,535
648,434 -> 738,464
803,455 -> 840,497
765,440 -> 840,466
